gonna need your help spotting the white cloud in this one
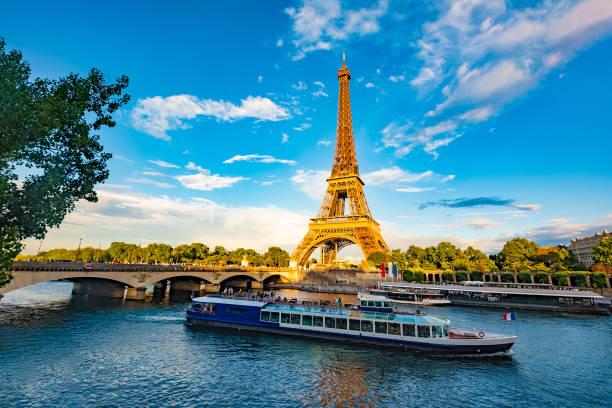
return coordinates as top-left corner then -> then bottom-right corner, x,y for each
294,123 -> 312,131
512,203 -> 541,211
464,218 -> 502,229
141,171 -> 166,177
396,187 -> 435,193
114,155 -> 134,164
22,188 -> 309,253
381,120 -> 458,157
126,177 -> 174,189
409,67 -> 435,86
317,140 -> 332,146
459,106 -> 493,123
131,94 -> 290,140
363,167 -> 434,186
286,0 -> 388,60
290,169 -> 329,200
258,75 -> 263,83
389,75 -> 405,82
365,82 -> 375,88
276,38 -> 284,47
312,81 -> 328,97
175,162 -> 247,191
313,81 -> 325,88
440,174 -> 456,183
148,160 -> 180,168
281,133 -> 289,143
292,81 -> 308,90
223,154 -> 297,165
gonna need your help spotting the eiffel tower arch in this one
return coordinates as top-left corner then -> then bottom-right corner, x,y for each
291,53 -> 390,266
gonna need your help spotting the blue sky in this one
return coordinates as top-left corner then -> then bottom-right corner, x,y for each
5,0 -> 612,258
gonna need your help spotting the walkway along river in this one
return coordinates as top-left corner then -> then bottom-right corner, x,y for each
0,281 -> 610,407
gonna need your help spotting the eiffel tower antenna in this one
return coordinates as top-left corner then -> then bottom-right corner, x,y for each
291,54 -> 390,266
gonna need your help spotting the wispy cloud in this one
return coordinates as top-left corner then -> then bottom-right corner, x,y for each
114,155 -> 134,164
290,169 -> 329,199
141,171 -> 166,177
285,0 -> 389,60
312,80 -> 328,97
175,162 -> 247,191
292,81 -> 308,90
126,177 -> 174,188
317,140 -> 332,146
148,160 -> 180,168
363,167 -> 434,186
381,120 -> 458,158
365,82 -> 375,88
131,94 -> 290,140
389,75 -> 405,82
293,123 -> 312,131
281,133 -> 289,143
419,196 -> 541,211
396,187 -> 434,193
223,154 -> 297,165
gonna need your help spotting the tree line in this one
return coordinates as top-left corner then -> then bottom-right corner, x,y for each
367,237 -> 612,273
15,242 -> 291,267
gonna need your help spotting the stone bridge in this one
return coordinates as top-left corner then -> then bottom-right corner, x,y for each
1,262 -> 300,300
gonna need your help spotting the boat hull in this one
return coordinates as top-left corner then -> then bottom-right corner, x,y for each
186,315 -> 514,355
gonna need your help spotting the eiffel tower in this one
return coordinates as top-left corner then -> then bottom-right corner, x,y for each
291,53 -> 390,266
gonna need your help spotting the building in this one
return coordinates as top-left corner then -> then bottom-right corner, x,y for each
570,230 -> 611,266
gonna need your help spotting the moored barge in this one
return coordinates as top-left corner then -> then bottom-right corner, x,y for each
186,296 -> 517,355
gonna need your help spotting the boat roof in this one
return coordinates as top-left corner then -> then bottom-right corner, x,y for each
192,295 -> 269,307
380,282 -> 604,298
262,303 -> 449,325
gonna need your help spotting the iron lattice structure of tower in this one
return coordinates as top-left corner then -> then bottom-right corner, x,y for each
291,55 -> 390,266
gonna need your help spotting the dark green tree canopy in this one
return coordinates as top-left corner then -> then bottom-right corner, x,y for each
0,39 -> 129,285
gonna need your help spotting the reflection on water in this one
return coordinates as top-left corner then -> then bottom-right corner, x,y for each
303,359 -> 390,408
0,281 -> 610,408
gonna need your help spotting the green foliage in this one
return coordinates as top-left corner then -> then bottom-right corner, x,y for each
413,270 -> 425,283
390,249 -> 407,269
592,272 -> 607,289
569,272 -> 588,287
592,237 -> 612,266
499,238 -> 538,272
501,273 -> 515,283
0,39 -> 129,287
554,272 -> 568,286
519,271 -> 532,283
367,251 -> 389,267
535,273 -> 550,284
455,271 -> 467,282
442,271 -> 454,282
403,270 -> 414,282
470,271 -> 483,281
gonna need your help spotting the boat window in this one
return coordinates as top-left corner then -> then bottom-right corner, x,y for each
432,326 -> 443,338
361,320 -> 373,332
269,312 -> 280,323
281,313 -> 291,323
261,311 -> 270,322
360,300 -> 367,307
325,317 -> 336,328
388,323 -> 401,335
443,325 -> 449,337
367,301 -> 375,307
302,315 -> 313,326
402,324 -> 415,337
374,301 -> 382,307
229,307 -> 247,313
349,319 -> 361,331
383,302 -> 391,308
375,321 -> 387,334
291,314 -> 301,325
417,325 -> 431,338
336,318 -> 348,330
192,304 -> 202,311
313,316 -> 323,327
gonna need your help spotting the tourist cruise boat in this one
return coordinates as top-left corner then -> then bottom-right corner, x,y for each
186,296 -> 517,354
363,289 -> 451,308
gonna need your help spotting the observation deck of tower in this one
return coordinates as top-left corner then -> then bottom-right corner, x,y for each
291,53 -> 391,266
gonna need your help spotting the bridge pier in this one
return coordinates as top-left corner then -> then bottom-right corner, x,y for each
71,279 -> 125,298
125,287 -> 147,301
203,284 -> 220,293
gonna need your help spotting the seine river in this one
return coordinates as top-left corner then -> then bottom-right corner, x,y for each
0,282 -> 610,407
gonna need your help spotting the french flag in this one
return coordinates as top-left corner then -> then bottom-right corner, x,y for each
503,312 -> 516,321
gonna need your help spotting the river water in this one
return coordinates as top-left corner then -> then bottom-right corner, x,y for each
0,282 -> 610,407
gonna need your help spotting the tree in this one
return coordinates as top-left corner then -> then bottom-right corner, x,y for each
390,249 -> 407,270
498,238 -> 538,271
367,251 -> 388,267
405,245 -> 425,269
0,39 -> 129,286
262,247 -> 290,267
593,238 -> 612,266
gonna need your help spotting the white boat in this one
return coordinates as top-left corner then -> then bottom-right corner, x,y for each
368,288 -> 451,307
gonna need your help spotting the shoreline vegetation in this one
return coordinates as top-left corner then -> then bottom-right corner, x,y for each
16,238 -> 612,282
